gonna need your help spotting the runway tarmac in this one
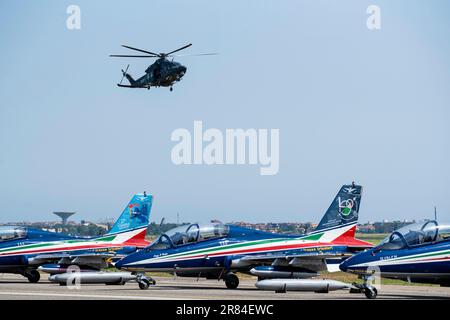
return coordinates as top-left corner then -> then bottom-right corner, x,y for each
0,274 -> 449,300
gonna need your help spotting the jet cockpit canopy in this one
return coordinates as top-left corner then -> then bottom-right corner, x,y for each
376,220 -> 450,250
0,226 -> 28,242
146,223 -> 229,250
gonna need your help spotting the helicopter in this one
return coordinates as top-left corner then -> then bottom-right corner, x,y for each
110,43 -> 216,91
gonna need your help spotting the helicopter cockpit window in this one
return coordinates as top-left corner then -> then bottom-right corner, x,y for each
376,221 -> 449,251
0,226 -> 27,242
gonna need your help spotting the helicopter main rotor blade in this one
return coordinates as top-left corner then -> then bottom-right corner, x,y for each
169,53 -> 218,57
165,43 -> 192,56
110,54 -> 158,58
121,45 -> 159,56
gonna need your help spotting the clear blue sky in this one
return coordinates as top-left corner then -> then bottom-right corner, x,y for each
0,1 -> 449,224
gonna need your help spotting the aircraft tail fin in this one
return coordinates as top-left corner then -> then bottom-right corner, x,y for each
107,193 -> 152,239
315,183 -> 362,232
121,67 -> 137,86
310,183 -> 373,248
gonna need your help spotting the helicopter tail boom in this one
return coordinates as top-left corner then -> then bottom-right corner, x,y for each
118,65 -> 138,87
122,70 -> 137,86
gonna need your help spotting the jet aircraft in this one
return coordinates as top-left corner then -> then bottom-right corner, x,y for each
340,220 -> 450,298
0,193 -> 152,283
116,184 -> 373,289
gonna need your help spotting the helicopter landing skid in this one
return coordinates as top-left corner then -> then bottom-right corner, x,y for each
117,84 -> 137,88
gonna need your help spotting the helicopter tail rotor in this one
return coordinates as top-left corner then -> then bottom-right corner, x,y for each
118,64 -> 138,87
120,64 -> 130,85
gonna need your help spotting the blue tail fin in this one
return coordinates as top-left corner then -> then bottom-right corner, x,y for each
315,183 -> 362,231
107,193 -> 153,235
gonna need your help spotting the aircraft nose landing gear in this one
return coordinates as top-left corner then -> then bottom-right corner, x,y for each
136,273 -> 156,290
351,275 -> 378,299
364,286 -> 378,299
138,279 -> 150,290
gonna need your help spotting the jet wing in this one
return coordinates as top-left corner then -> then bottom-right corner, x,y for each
238,251 -> 350,262
233,252 -> 351,273
28,252 -> 118,268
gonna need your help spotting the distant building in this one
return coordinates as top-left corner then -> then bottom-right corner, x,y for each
357,224 -> 376,233
229,221 -> 315,234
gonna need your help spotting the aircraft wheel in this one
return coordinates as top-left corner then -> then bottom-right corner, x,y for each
26,269 -> 40,283
364,287 -> 378,299
224,273 -> 239,289
170,87 -> 173,92
138,279 -> 151,290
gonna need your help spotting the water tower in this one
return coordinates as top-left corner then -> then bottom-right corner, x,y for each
53,211 -> 76,225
